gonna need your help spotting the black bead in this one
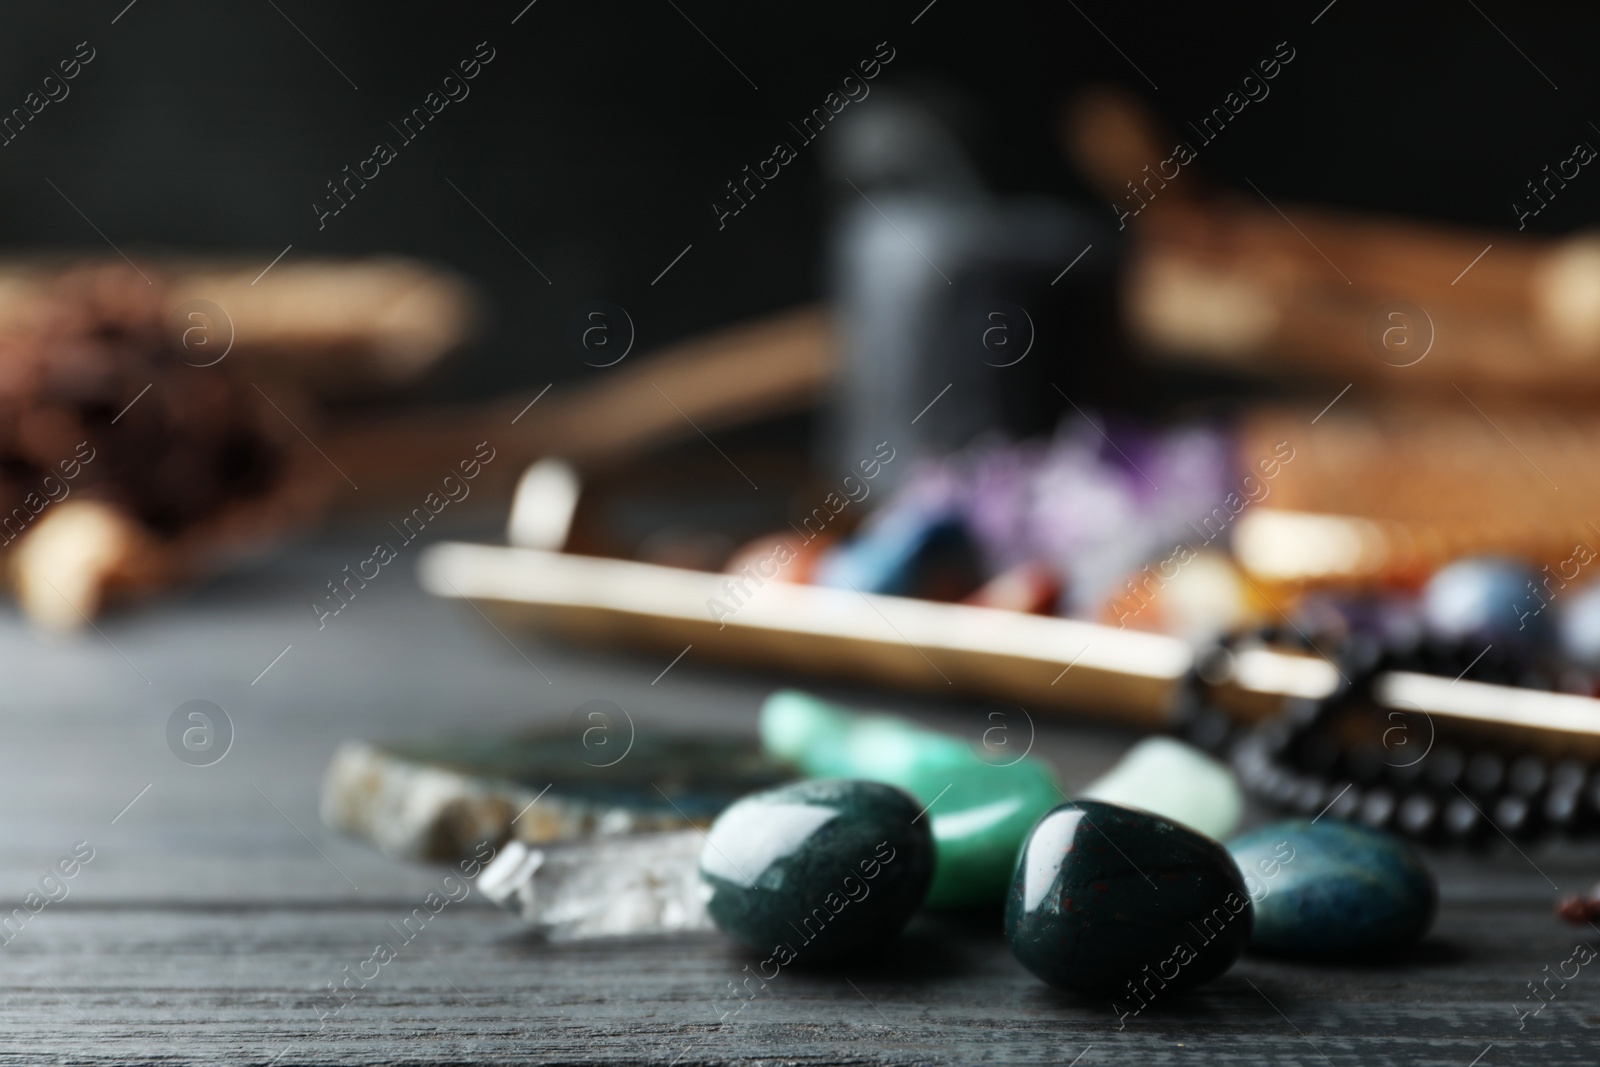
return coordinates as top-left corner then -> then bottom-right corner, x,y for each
1442,796 -> 1484,840
1493,794 -> 1537,838
1465,752 -> 1505,795
1256,764 -> 1291,803
1260,764 -> 1299,806
1230,738 -> 1271,787
1184,709 -> 1233,754
1508,756 -> 1548,797
1551,759 -> 1590,795
1283,696 -> 1326,730
1268,771 -> 1305,809
1386,751 -> 1429,789
1341,633 -> 1383,675
1295,732 -> 1343,776
1382,627 -> 1423,664
1543,788 -> 1582,832
1327,782 -> 1362,822
1396,793 -> 1438,839
1260,720 -> 1295,758
1290,779 -> 1327,816
1345,747 -> 1387,785
1359,789 -> 1397,829
1424,747 -> 1466,791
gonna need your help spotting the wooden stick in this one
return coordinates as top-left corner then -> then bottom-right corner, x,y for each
1,303 -> 834,629
1063,89 -> 1539,319
323,305 -> 835,504
420,540 -> 1600,753
1125,247 -> 1596,395
1064,88 -> 1600,385
420,540 -> 1190,728
163,259 -> 480,392
0,257 -> 479,395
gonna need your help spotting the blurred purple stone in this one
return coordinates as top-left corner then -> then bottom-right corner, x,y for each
859,416 -> 1234,613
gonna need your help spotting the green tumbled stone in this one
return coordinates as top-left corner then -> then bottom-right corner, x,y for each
1227,820 -> 1437,957
1006,800 -> 1252,999
760,689 -> 1062,909
1079,737 -> 1244,841
698,779 -> 935,963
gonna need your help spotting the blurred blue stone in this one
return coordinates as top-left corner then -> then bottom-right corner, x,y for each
1419,556 -> 1550,649
813,508 -> 981,599
1558,582 -> 1600,668
1227,820 -> 1436,958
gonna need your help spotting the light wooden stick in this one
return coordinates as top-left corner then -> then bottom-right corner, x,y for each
420,540 -> 1600,754
323,306 -> 836,503
1064,88 -> 1600,390
0,257 -> 479,395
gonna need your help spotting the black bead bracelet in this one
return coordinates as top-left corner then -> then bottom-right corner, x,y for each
1175,624 -> 1600,844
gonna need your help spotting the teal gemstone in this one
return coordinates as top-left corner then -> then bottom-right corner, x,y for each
1006,800 -> 1252,998
761,690 -> 1061,909
698,779 -> 934,963
1227,820 -> 1437,957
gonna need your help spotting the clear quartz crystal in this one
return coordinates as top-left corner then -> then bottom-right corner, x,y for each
477,830 -> 713,940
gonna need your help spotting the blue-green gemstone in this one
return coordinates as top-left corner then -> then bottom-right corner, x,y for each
1227,820 -> 1436,957
1006,800 -> 1252,997
698,779 -> 935,963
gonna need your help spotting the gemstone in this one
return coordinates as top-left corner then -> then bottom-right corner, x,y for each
962,561 -> 1060,614
1420,556 -> 1550,651
1005,800 -> 1252,998
321,729 -> 790,863
1100,550 -> 1266,642
1226,819 -> 1436,957
761,689 -> 1061,909
478,831 -> 714,940
852,423 -> 1234,616
698,779 -> 935,963
812,508 -> 982,600
1078,736 -> 1244,840
1558,581 -> 1600,667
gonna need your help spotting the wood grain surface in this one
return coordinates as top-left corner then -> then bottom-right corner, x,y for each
1,512 -> 1595,1065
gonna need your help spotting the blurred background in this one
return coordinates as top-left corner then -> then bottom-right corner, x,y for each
7,0 -> 1600,788
4,0 -> 1600,771
2,0 -> 1593,403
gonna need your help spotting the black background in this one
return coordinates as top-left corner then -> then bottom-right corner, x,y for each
0,1 -> 1590,401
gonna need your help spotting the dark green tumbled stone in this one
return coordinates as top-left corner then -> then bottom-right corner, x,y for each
699,779 -> 935,963
1005,800 -> 1252,997
760,689 -> 1062,909
1227,819 -> 1437,957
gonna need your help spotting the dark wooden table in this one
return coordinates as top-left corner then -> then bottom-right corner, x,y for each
3,516 -> 1597,1065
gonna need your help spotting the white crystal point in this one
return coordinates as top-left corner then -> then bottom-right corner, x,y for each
478,831 -> 714,940
1078,737 -> 1244,840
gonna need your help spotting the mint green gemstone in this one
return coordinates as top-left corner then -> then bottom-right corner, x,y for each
760,689 -> 1061,909
1078,737 -> 1243,841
